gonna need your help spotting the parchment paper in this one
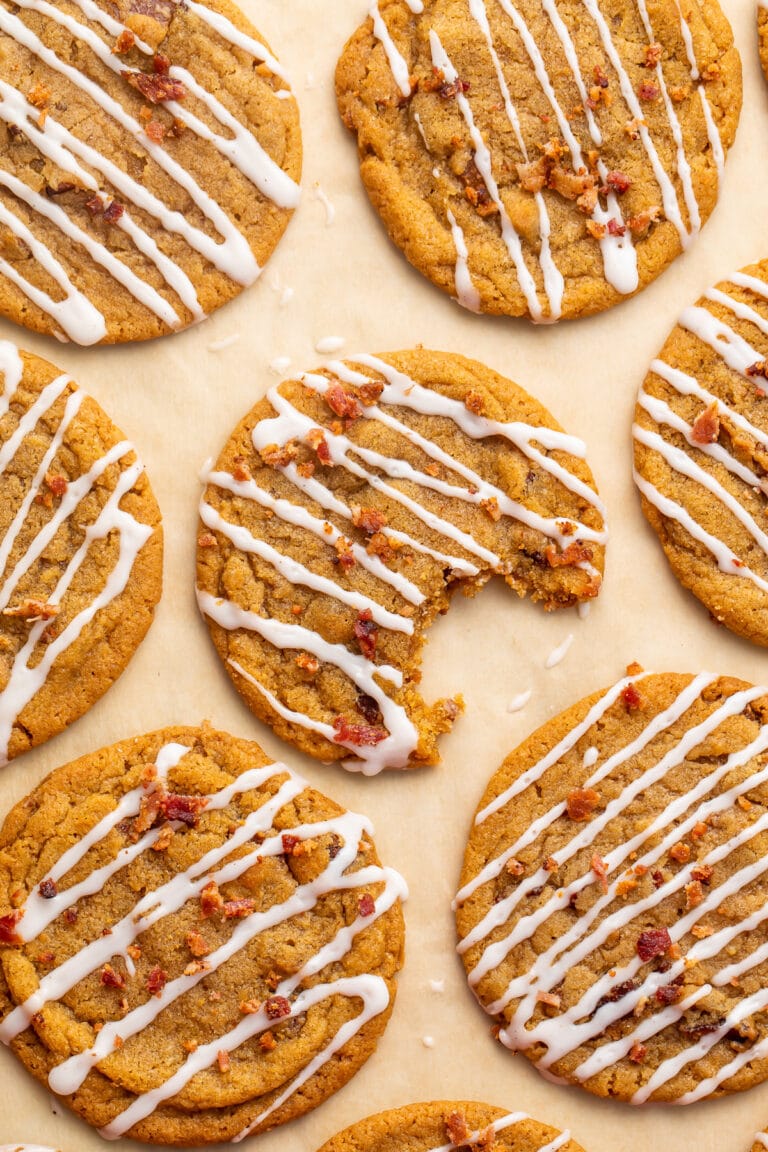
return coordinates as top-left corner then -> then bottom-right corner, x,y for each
0,1 -> 767,1149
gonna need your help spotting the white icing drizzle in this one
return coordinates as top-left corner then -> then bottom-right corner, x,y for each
427,1111 -> 570,1152
208,334 -> 240,353
447,209 -> 481,313
0,0 -> 299,340
457,672 -> 768,1100
315,336 -> 346,354
545,633 -> 573,669
0,342 -> 24,421
0,360 -> 154,764
508,690 -> 532,713
370,2 -> 412,97
0,744 -> 407,1141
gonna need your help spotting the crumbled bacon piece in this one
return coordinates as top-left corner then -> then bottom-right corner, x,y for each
438,77 -> 470,99
217,1049 -> 231,1073
480,497 -> 501,522
351,505 -> 387,535
606,170 -> 631,194
566,788 -> 601,821
306,428 -> 332,465
692,864 -> 713,884
536,990 -> 561,1008
685,880 -> 704,909
637,928 -> 671,962
184,959 -> 210,976
670,842 -> 690,863
259,440 -> 298,468
638,82 -> 659,101
544,856 -> 558,874
517,158 -> 548,194
146,965 -> 168,995
354,609 -> 378,660
546,541 -> 593,568
259,1031 -> 277,1051
153,53 -> 170,74
626,206 -> 661,236
625,117 -> 644,140
64,906 -> 78,924
0,910 -> 23,944
746,361 -> 768,381
38,878 -> 58,899
334,536 -> 356,570
282,833 -> 301,855
28,83 -> 50,110
145,120 -> 165,143
691,923 -> 714,939
651,870 -> 665,889
701,62 -> 720,82
621,683 -> 643,710
3,598 -> 59,621
127,944 -> 142,961
240,998 -> 261,1014
577,185 -> 598,215
103,200 -> 125,223
616,876 -> 639,898
366,531 -> 396,562
629,1041 -> 648,1063
358,893 -> 375,917
223,898 -> 256,919
186,931 -> 210,957
158,792 -> 207,827
644,43 -> 662,68
264,995 -> 291,1020
506,858 -> 525,877
113,29 -> 136,54
445,1113 -> 472,1146
124,71 -> 187,103
101,963 -> 126,989
464,390 -> 486,416
325,382 -> 362,420
45,472 -> 68,497
295,651 -> 319,675
36,950 -> 55,965
586,220 -> 607,240
296,461 -> 315,478
332,715 -> 388,747
691,402 -> 720,444
607,218 -> 626,236
591,853 -> 609,893
656,982 -> 682,1005
691,822 -> 708,840
197,533 -> 217,550
200,880 -> 224,918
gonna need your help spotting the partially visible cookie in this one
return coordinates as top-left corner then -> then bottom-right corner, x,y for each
0,726 -> 406,1143
0,341 -> 162,765
336,0 -> 740,321
759,4 -> 768,84
316,1101 -> 586,1152
633,258 -> 768,646
0,0 -> 301,343
752,1133 -> 768,1152
196,350 -> 606,774
456,670 -> 768,1103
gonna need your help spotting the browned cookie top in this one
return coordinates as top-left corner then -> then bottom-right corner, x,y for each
759,3 -> 768,86
633,258 -> 768,647
316,1101 -> 587,1152
336,0 -> 740,321
456,670 -> 768,1104
0,340 -> 162,765
0,726 -> 406,1143
0,0 -> 301,344
196,349 -> 606,774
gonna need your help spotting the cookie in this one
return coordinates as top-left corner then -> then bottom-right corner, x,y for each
0,0 -> 301,344
456,669 -> 768,1103
0,725 -> 406,1142
336,0 -> 740,322
316,1101 -> 586,1152
0,340 -> 162,766
633,258 -> 768,646
196,350 -> 606,773
753,1135 -> 768,1152
760,4 -> 768,85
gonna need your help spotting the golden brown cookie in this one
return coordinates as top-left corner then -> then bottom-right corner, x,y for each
0,340 -> 162,766
0,0 -> 301,344
456,669 -> 768,1103
316,1101 -> 586,1152
759,4 -> 768,84
336,0 -> 740,322
752,1134 -> 768,1152
633,258 -> 768,646
0,725 -> 406,1143
196,349 -> 606,773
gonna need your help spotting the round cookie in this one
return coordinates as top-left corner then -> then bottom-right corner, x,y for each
0,340 -> 162,766
196,350 -> 606,773
316,1101 -> 586,1152
336,0 -> 741,322
456,669 -> 768,1103
0,0 -> 301,344
0,726 -> 406,1142
633,258 -> 768,646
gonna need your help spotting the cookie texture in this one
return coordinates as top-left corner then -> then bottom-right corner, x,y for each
456,670 -> 768,1103
0,0 -> 301,344
336,0 -> 740,322
0,726 -> 406,1143
0,340 -> 161,765
760,4 -> 768,85
316,1101 -> 586,1152
633,258 -> 768,646
752,1134 -> 768,1152
196,350 -> 606,773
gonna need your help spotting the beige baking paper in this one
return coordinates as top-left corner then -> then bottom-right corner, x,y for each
0,0 -> 766,1149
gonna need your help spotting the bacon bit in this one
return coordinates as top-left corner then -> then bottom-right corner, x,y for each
633,863 -> 648,877
184,959 -> 211,975
325,382 -> 362,420
691,402 -> 720,445
351,505 -> 387,535
464,390 -> 486,416
638,82 -> 659,101
127,944 -> 142,961
197,532 -> 217,548
656,982 -> 682,1005
232,458 -> 251,482
223,898 -> 256,919
691,923 -> 714,939
264,995 -> 291,1020
644,43 -> 662,68
636,927 -> 671,962
64,906 -> 78,924
259,440 -> 298,468
517,158 -> 548,193
445,1113 -> 472,1147
651,870 -> 665,889
701,62 -> 721,82
685,880 -> 704,909
668,942 -> 682,961
186,931 -> 210,957
746,361 -> 768,382
586,220 -> 607,240
145,120 -> 165,143
28,83 -> 50,110
536,990 -> 561,1008
692,864 -> 713,884
616,876 -> 639,898
152,823 -> 175,852
629,1041 -> 648,1063
153,53 -> 171,74
626,206 -> 661,236
506,858 -> 525,877
606,170 -> 631,194
366,531 -> 396,562
358,893 -> 375,917
240,998 -> 261,1014
45,472 -> 68,497
291,604 -> 304,616
332,715 -> 388,747
621,683 -> 643,711
217,1049 -> 231,1074
625,116 -> 644,139
607,218 -> 626,236
36,950 -> 55,965
3,598 -> 59,621
200,880 -> 224,918
545,540 -> 593,568
354,608 -> 378,660
306,428 -> 332,465
438,77 -> 470,99
669,85 -> 687,103
566,788 -> 601,821
591,853 -> 609,893
103,200 -> 125,223
479,496 -> 501,522
282,833 -> 301,855
691,821 -> 708,840
296,461 -> 315,479
669,841 -> 691,863
113,1035 -> 124,1050
259,1031 -> 277,1051
38,878 -> 57,899
159,792 -> 207,827
183,1039 -> 198,1053
101,963 -> 126,989
295,651 -> 319,675
113,29 -> 136,53
124,71 -> 187,103
542,856 -> 558,874
737,795 -> 753,812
